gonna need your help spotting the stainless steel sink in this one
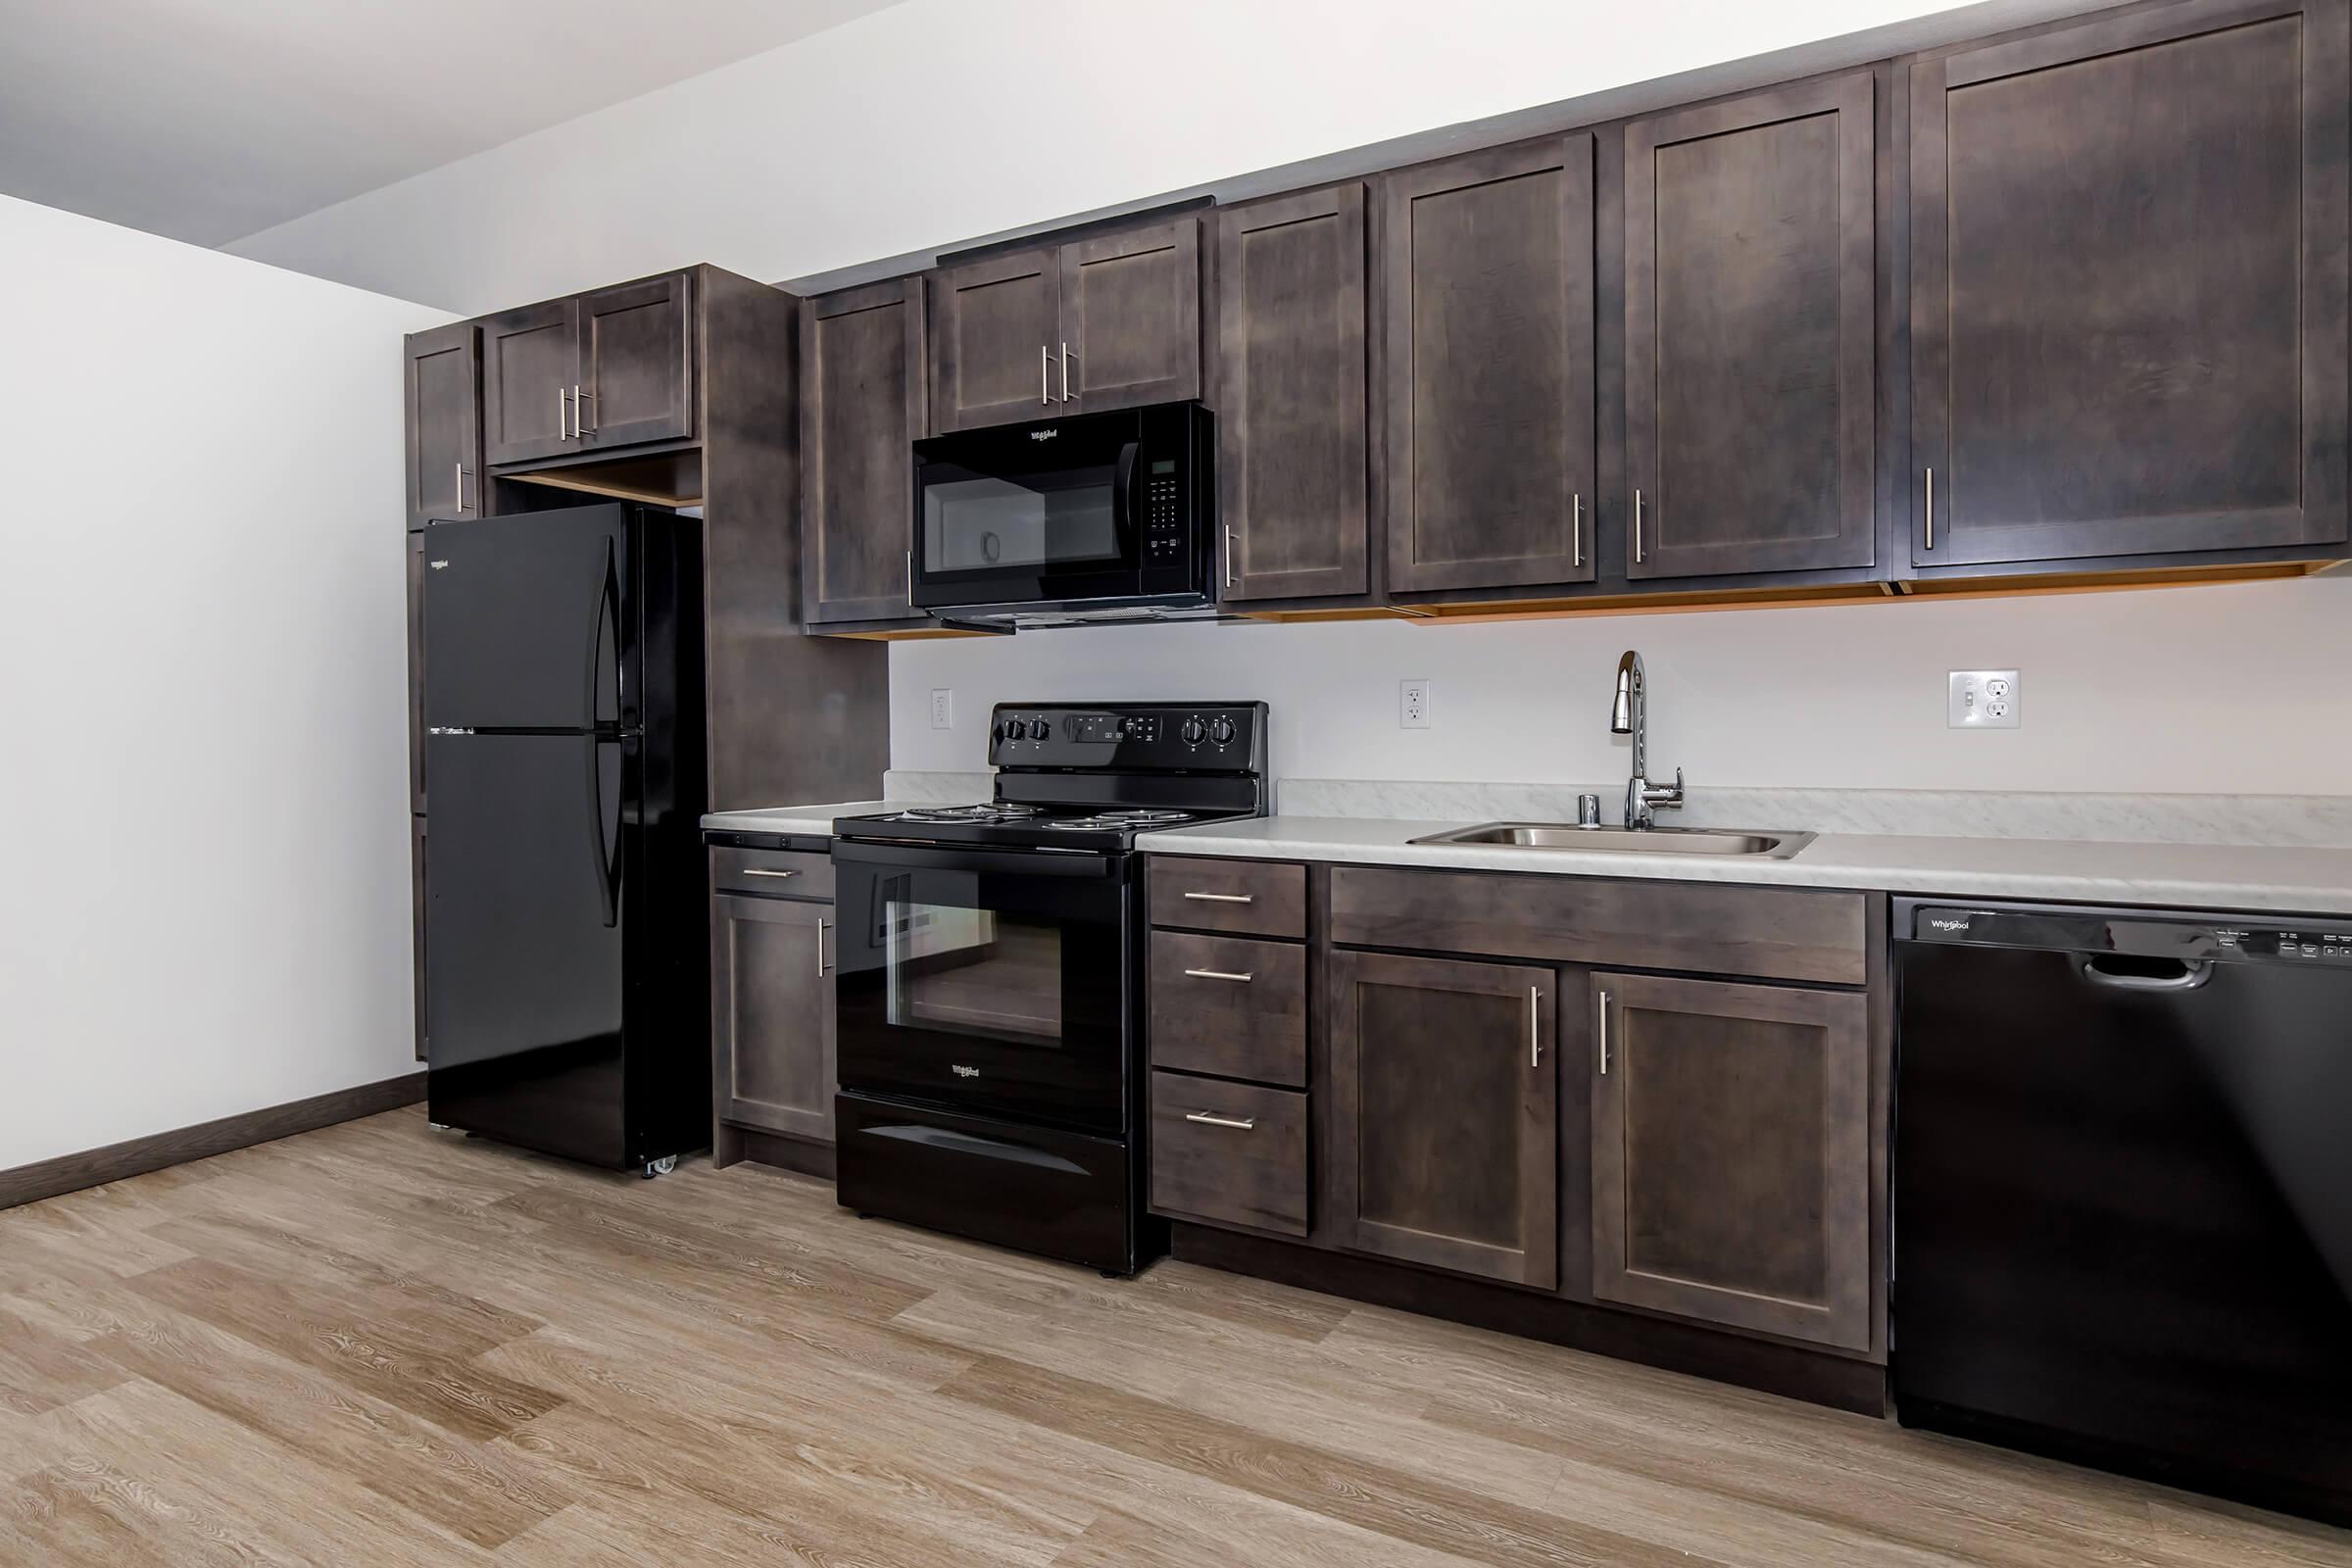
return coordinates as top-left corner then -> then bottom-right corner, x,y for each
1407,822 -> 1817,858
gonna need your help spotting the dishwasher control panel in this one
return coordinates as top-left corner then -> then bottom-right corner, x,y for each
2216,926 -> 2352,962
1907,905 -> 2352,964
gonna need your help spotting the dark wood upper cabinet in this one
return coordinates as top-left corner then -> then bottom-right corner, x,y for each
1061,219 -> 1201,413
1592,972 -> 1870,1350
578,273 -> 695,451
1626,75 -> 1876,579
480,297 -> 579,466
1382,136 -> 1598,595
929,248 -> 1062,432
712,891 -> 836,1145
404,322 -> 479,528
1328,950 -> 1558,1290
1215,185 -> 1370,601
803,278 -> 927,625
1910,0 -> 2349,567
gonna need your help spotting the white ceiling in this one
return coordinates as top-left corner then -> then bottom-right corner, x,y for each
0,0 -> 905,249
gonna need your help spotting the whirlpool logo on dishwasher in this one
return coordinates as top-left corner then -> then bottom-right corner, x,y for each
1929,915 -> 1975,933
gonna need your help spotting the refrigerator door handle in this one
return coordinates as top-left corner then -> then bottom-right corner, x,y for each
587,738 -> 620,928
587,537 -> 620,730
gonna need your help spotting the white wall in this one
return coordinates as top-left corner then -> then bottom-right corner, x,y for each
889,578 -> 2352,795
0,195 -> 448,1169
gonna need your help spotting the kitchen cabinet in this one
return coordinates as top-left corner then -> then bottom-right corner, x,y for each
405,527 -> 427,815
927,219 -> 1200,432
1591,972 -> 1870,1350
404,322 -> 479,528
1624,75 -> 1877,579
481,272 -> 696,466
1214,185 -> 1371,601
711,888 -> 836,1144
1908,0 -> 2348,566
1382,136 -> 1597,595
1328,950 -> 1558,1289
410,816 -> 427,1063
1150,1072 -> 1309,1237
802,278 -> 928,626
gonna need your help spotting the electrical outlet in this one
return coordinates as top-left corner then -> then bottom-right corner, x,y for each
1948,669 -> 2021,729
1399,679 -> 1431,729
929,688 -> 954,730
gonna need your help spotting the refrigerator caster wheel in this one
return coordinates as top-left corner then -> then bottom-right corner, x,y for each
641,1156 -> 677,1179
427,1122 -> 453,1132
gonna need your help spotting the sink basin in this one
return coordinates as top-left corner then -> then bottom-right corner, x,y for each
1407,822 -> 1817,858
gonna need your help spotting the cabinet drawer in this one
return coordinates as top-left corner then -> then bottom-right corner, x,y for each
1329,866 -> 1865,986
1149,857 -> 1305,937
711,846 -> 834,902
1150,1072 -> 1308,1237
1149,932 -> 1307,1086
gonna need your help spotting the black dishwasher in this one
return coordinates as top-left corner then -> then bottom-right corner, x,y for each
1894,898 -> 2352,1525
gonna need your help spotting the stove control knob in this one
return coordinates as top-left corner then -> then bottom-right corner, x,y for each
1029,718 -> 1051,740
1004,718 -> 1028,741
1209,716 -> 1237,746
1179,717 -> 1207,746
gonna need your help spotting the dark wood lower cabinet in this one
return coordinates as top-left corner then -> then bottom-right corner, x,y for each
1591,972 -> 1871,1350
1327,950 -> 1558,1289
710,891 -> 835,1144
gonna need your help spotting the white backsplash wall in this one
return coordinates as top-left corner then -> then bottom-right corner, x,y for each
889,574 -> 2352,798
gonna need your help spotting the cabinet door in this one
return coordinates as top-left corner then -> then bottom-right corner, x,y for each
929,248 -> 1061,432
1216,186 -> 1369,600
1329,951 -> 1557,1288
712,894 -> 836,1143
1382,136 -> 1597,594
803,279 -> 927,624
480,298 -> 579,465
1626,75 -> 1876,579
411,815 -> 427,1063
404,322 -> 478,527
1060,219 -> 1201,414
1592,973 -> 1869,1350
1910,0 -> 2348,566
406,526 -> 427,815
579,272 -> 696,451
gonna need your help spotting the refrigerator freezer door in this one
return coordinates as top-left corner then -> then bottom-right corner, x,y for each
422,506 -> 630,733
426,731 -> 629,1166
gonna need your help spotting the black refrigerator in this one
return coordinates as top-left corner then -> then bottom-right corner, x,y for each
420,503 -> 708,1174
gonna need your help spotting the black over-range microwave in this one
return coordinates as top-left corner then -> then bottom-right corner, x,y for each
910,400 -> 1215,628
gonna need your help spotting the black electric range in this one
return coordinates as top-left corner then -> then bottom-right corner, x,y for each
827,702 -> 1268,1276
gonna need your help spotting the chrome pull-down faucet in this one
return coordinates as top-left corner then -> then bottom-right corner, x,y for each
1609,650 -> 1684,829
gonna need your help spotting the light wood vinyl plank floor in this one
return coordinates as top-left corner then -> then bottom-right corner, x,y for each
0,1105 -> 2344,1567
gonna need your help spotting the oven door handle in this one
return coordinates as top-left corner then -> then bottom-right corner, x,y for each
832,839 -> 1124,879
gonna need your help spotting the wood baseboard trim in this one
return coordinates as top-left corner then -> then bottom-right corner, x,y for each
1170,1221 -> 1887,1417
728,1126 -> 837,1181
0,1071 -> 427,1211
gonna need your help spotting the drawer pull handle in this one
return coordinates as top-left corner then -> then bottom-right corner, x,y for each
742,867 -> 799,879
1182,967 -> 1253,983
1184,1111 -> 1256,1131
1182,891 -> 1253,904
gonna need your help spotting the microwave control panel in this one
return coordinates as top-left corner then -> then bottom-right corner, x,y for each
1145,458 -> 1185,566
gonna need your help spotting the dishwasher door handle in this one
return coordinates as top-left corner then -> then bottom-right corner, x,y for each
2079,956 -> 2214,992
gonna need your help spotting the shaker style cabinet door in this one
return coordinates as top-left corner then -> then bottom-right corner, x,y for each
404,321 -> 479,528
1909,0 -> 2349,566
1215,186 -> 1370,601
577,272 -> 696,452
1382,135 -> 1598,595
1328,950 -> 1558,1289
1591,973 -> 1871,1350
1059,218 -> 1201,414
1625,74 -> 1877,579
480,298 -> 580,466
802,278 -> 928,625
928,248 -> 1062,432
711,893 -> 836,1144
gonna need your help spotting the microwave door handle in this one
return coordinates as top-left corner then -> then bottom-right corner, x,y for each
1113,440 -> 1141,551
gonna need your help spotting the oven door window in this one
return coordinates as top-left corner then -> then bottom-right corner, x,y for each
886,902 -> 1066,1047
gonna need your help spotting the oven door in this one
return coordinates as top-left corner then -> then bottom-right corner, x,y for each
832,840 -> 1136,1135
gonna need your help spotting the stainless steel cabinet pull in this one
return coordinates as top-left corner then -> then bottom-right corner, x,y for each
1060,341 -> 1072,403
1924,467 -> 1936,551
575,384 -> 594,435
905,551 -> 913,603
454,463 -> 468,513
1185,1111 -> 1256,1131
1183,967 -> 1253,983
1572,494 -> 1583,567
742,867 -> 799,880
1224,526 -> 1237,589
1529,987 -> 1544,1067
1633,490 -> 1644,564
1042,345 -> 1051,405
1598,989 -> 1611,1075
559,386 -> 571,440
1182,891 -> 1252,904
816,916 -> 830,975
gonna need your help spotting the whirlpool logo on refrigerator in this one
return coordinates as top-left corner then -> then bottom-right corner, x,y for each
952,1064 -> 981,1078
